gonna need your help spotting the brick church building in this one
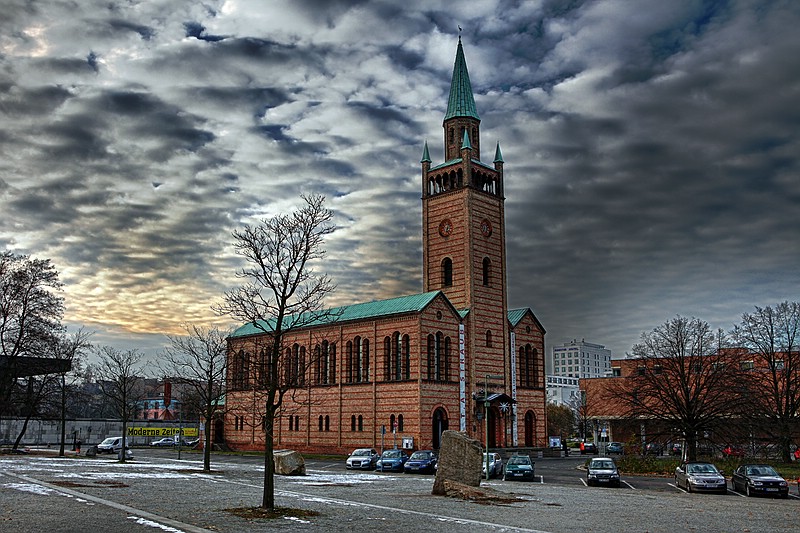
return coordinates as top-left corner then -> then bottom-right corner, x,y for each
224,38 -> 547,454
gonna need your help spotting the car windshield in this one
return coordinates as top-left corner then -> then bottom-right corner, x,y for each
747,466 -> 777,476
508,456 -> 531,465
591,460 -> 615,469
353,449 -> 372,456
687,463 -> 717,474
410,452 -> 431,460
383,450 -> 403,458
100,438 -> 116,444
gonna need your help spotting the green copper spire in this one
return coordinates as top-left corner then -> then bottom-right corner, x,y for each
461,129 -> 472,150
421,140 -> 431,163
445,37 -> 480,121
494,141 -> 503,163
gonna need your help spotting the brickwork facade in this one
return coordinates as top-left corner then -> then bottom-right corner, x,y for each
224,39 -> 547,455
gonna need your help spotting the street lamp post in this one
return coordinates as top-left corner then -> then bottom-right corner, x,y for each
484,374 -> 504,481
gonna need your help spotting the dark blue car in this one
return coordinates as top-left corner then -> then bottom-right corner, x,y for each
376,449 -> 409,472
404,450 -> 437,474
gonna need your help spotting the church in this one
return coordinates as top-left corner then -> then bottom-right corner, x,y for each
224,38 -> 547,455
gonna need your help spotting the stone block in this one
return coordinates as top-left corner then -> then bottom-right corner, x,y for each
432,430 -> 483,495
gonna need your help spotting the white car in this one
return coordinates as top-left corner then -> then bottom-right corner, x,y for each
482,452 -> 503,478
97,437 -> 133,458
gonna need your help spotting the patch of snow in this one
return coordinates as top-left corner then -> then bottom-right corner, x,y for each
3,482 -> 55,495
127,516 -> 186,533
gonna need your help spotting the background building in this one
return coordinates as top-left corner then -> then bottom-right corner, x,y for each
550,339 -> 612,378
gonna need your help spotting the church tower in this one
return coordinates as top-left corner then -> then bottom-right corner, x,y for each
421,37 -> 510,440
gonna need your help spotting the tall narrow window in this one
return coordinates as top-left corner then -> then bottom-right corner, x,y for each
486,330 -> 492,347
442,258 -> 453,287
482,257 -> 491,286
398,414 -> 404,432
351,415 -> 356,431
325,415 -> 330,432
358,415 -> 363,432
384,336 -> 391,381
318,415 -> 323,431
402,334 -> 411,379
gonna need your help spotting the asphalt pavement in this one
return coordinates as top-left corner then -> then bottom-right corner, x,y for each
0,448 -> 796,532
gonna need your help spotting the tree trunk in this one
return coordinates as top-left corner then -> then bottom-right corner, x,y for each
59,374 -> 66,457
262,403 -> 275,510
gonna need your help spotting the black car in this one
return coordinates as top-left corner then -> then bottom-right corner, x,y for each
503,454 -> 535,481
581,442 -> 597,455
731,464 -> 789,498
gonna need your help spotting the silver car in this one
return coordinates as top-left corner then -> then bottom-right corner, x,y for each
482,452 -> 503,478
345,448 -> 379,470
674,461 -> 726,494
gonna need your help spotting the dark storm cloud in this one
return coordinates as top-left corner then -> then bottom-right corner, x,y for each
1,0 -> 797,358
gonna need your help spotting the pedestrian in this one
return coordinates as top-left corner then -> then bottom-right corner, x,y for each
76,439 -> 82,455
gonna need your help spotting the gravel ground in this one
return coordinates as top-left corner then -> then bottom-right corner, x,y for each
0,451 -> 795,533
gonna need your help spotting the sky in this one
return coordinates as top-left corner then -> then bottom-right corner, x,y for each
2,0 -> 799,362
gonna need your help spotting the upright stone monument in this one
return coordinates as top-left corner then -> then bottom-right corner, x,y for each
432,430 -> 483,495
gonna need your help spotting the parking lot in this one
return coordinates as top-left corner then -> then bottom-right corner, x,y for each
1,448 -> 796,532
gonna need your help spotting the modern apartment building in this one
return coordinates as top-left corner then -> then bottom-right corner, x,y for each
550,339 -> 612,379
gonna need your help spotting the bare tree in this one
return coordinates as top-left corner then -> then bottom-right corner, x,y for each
609,317 -> 744,461
215,193 -> 336,510
160,324 -> 228,471
546,403 -> 575,440
94,346 -> 145,462
0,252 -> 64,417
733,301 -> 800,462
55,329 -> 93,456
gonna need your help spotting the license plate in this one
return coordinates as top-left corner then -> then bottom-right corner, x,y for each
598,479 -> 609,483
766,488 -> 778,492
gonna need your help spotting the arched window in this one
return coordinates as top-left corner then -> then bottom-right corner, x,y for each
520,344 -> 538,388
402,334 -> 410,380
390,414 -> 396,432
383,336 -> 392,381
486,330 -> 492,347
427,332 -> 450,382
351,415 -> 356,431
398,414 -> 404,432
442,258 -> 453,287
318,415 -> 323,431
325,415 -> 330,432
346,341 -> 354,382
482,257 -> 491,286
358,415 -> 363,432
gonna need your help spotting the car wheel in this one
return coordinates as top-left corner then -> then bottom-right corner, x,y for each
746,485 -> 752,497
686,481 -> 692,493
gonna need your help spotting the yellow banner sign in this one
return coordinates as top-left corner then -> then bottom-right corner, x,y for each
127,427 -> 198,437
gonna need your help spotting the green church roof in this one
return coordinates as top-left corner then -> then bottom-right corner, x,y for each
445,38 -> 480,121
231,291 -> 445,338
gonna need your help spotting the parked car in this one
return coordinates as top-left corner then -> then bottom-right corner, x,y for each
731,464 -> 789,498
482,452 -> 503,478
345,448 -> 379,470
607,442 -> 624,455
96,437 -> 133,459
376,449 -> 409,472
149,437 -> 176,447
670,443 -> 682,456
580,442 -> 597,455
403,450 -> 437,474
722,445 -> 745,458
586,457 -> 621,487
503,454 -> 535,481
645,442 -> 663,456
674,462 -> 727,494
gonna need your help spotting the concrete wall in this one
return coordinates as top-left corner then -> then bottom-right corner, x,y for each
0,418 -> 197,447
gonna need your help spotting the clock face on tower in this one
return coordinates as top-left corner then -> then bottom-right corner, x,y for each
439,219 -> 453,237
480,218 -> 493,237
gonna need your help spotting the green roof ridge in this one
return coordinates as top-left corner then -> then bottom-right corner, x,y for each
231,291 -> 443,338
445,37 -> 480,121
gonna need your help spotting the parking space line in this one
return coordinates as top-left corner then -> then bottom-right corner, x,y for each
622,480 -> 635,489
579,478 -> 587,486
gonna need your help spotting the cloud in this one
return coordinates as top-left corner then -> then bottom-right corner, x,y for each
1,0 -> 798,361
